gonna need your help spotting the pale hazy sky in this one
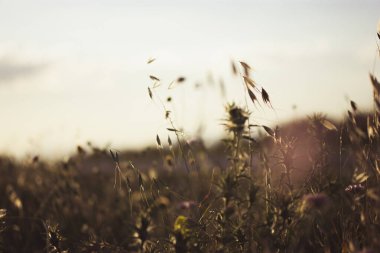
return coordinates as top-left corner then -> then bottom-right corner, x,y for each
0,0 -> 379,158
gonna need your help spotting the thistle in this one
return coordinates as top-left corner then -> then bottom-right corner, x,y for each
224,103 -> 249,134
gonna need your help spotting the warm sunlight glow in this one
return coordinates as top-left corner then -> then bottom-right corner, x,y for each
0,0 -> 379,158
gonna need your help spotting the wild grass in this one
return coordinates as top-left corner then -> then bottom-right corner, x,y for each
0,33 -> 380,253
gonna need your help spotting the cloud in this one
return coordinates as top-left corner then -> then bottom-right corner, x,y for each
0,57 -> 47,84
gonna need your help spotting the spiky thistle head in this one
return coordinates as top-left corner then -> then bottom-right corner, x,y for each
224,103 -> 249,134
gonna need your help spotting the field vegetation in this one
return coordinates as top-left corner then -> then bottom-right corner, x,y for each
1,33 -> 380,253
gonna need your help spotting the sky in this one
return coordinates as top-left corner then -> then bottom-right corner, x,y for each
0,0 -> 379,158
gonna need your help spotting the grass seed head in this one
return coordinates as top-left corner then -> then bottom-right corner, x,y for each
177,76 -> 186,83
231,60 -> 237,75
350,100 -> 358,111
248,89 -> 258,105
239,61 -> 252,76
148,87 -> 153,99
261,87 -> 271,107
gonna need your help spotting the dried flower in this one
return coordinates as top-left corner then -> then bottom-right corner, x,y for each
224,103 -> 249,133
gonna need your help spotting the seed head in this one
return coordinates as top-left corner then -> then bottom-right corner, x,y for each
224,103 -> 249,133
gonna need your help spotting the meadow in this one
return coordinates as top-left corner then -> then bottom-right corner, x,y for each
1,36 -> 380,253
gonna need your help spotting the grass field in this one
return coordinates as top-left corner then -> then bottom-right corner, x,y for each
1,38 -> 380,252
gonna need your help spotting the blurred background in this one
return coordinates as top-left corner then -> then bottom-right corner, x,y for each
0,0 -> 379,158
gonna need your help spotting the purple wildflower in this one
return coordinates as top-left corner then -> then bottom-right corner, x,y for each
178,201 -> 197,210
345,184 -> 365,194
